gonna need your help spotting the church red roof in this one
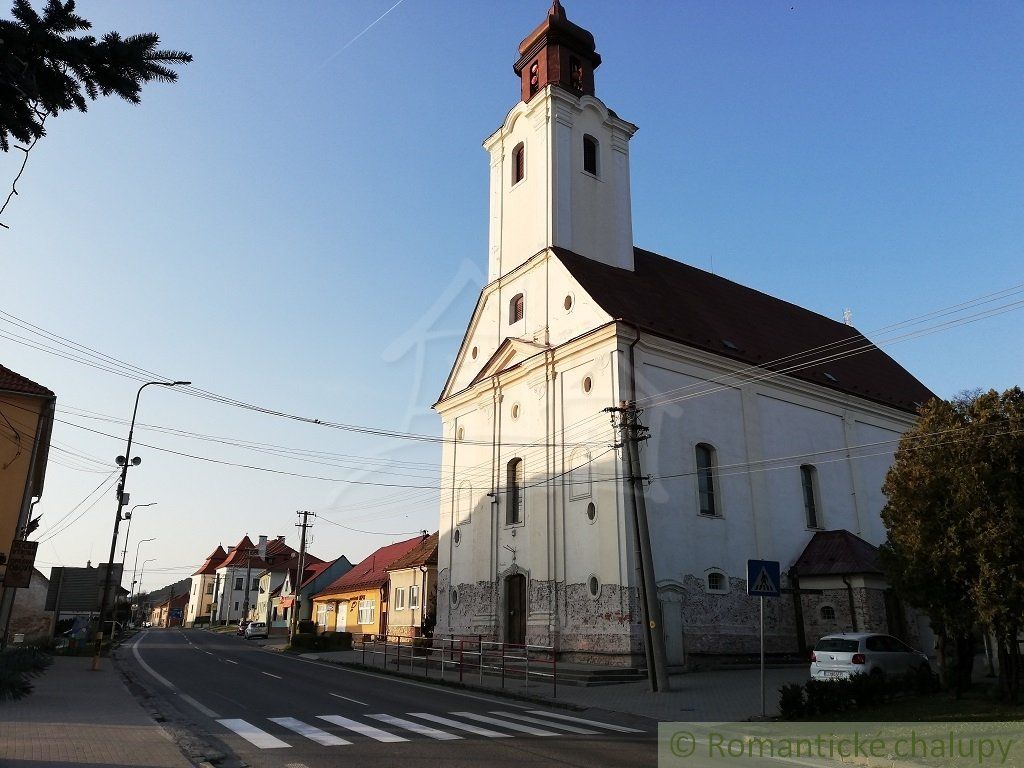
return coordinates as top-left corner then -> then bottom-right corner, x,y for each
555,247 -> 934,414
314,535 -> 427,597
192,545 -> 227,576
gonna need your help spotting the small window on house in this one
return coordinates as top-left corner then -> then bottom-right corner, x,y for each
820,605 -> 836,622
695,443 -> 719,516
801,464 -> 821,528
394,588 -> 406,610
509,293 -> 524,324
251,578 -> 259,591
707,572 -> 727,593
206,583 -> 213,595
507,457 -> 524,524
512,143 -> 525,185
234,601 -> 239,611
234,577 -> 243,591
583,134 -> 599,176
409,585 -> 420,609
358,599 -> 376,624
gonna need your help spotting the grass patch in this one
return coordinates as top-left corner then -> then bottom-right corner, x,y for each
836,686 -> 1024,722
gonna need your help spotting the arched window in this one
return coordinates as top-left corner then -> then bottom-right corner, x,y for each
506,457 -> 524,524
707,571 -> 727,593
820,605 -> 836,622
801,464 -> 820,528
456,482 -> 472,526
695,443 -> 718,516
512,142 -> 525,185
568,446 -> 592,500
583,134 -> 599,176
509,293 -> 524,324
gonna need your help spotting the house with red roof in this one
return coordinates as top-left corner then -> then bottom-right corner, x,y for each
311,535 -> 427,637
186,545 -> 226,626
268,555 -> 353,633
385,533 -> 438,638
253,551 -> 324,630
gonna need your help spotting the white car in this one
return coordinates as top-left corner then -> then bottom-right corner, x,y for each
810,632 -> 930,680
244,621 -> 268,639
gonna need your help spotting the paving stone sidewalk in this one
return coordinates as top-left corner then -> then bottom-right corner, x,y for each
0,654 -> 192,768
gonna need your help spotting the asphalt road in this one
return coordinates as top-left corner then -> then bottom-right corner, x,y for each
119,629 -> 657,768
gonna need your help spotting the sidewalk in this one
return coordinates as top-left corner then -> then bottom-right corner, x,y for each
0,655 -> 192,768
301,646 -> 808,722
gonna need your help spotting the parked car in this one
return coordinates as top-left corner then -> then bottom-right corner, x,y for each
244,621 -> 268,639
810,632 -> 931,680
236,620 -> 250,636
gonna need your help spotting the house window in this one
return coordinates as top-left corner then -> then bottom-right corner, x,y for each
234,601 -> 239,611
583,134 -> 598,175
507,457 -> 524,524
568,446 -> 592,500
509,293 -> 524,324
801,464 -> 820,528
409,585 -> 420,610
512,142 -> 525,185
707,572 -> 727,593
695,443 -> 718,516
234,577 -> 243,591
205,583 -> 213,595
317,603 -> 328,629
820,605 -> 836,622
272,607 -> 278,621
394,587 -> 406,610
358,600 -> 376,625
251,578 -> 259,591
456,482 -> 472,525
282,607 -> 289,622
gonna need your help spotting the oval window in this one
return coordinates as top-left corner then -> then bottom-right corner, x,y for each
583,376 -> 593,394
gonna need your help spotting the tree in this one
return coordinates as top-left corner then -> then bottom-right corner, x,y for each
881,389 -> 1024,702
0,0 -> 191,221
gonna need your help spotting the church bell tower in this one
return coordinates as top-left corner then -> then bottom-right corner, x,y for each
484,1 -> 638,283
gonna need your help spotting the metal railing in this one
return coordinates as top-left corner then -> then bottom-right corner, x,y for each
357,633 -> 557,697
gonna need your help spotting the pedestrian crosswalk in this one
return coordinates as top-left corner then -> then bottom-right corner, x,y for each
216,708 -> 643,750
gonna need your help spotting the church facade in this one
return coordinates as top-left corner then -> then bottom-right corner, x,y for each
433,2 -> 933,665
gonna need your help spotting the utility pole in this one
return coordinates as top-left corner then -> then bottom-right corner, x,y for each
241,548 -> 259,623
290,510 -> 314,643
607,401 -> 670,693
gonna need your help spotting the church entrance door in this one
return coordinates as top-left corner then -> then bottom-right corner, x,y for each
505,573 -> 526,645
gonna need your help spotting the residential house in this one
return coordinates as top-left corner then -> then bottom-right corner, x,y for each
186,545 -> 226,626
0,365 -> 55,641
150,593 -> 188,628
385,532 -> 438,638
211,535 -> 298,625
435,2 -> 934,664
312,535 -> 427,638
274,555 -> 353,632
253,552 -> 324,630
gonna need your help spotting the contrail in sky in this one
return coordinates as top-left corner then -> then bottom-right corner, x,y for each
322,0 -> 409,67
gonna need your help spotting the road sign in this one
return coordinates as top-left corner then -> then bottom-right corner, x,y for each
3,540 -> 39,588
746,559 -> 780,598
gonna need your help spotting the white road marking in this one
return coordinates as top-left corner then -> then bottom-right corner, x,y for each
525,710 -> 645,733
368,713 -> 462,740
217,718 -> 291,748
451,712 -> 558,736
269,717 -> 351,746
408,712 -> 512,738
130,634 -> 221,719
491,710 -> 597,734
330,693 -> 368,705
317,714 -> 409,743
224,659 -> 239,664
262,672 -> 282,679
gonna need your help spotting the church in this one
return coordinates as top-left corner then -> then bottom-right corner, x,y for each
433,2 -> 933,666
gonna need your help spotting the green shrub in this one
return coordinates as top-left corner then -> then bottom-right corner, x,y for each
778,683 -> 806,719
289,633 -> 317,651
0,644 -> 53,702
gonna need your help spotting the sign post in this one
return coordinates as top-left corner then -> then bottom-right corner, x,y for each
3,540 -> 39,589
747,558 -> 781,718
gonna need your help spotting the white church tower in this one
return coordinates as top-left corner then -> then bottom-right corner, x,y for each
434,2 -> 933,667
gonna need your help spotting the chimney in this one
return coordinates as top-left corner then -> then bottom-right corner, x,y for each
227,545 -> 235,554
277,535 -> 285,543
258,535 -> 268,558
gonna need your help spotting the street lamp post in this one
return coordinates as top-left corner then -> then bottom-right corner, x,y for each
137,558 -> 156,625
116,503 -> 156,638
129,537 -> 156,627
92,379 -> 190,671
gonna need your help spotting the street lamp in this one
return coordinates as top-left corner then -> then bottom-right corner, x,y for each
137,558 -> 156,625
92,379 -> 190,671
116,503 -> 156,636
129,537 -> 156,626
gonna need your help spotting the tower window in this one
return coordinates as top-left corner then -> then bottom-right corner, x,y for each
583,134 -> 599,176
507,457 -> 524,524
695,443 -> 718,516
509,293 -> 524,324
801,465 -> 821,528
570,57 -> 584,93
512,143 -> 525,185
529,61 -> 540,96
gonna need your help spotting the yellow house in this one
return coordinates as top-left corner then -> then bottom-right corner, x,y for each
0,365 -> 55,642
312,534 -> 427,638
385,532 -> 438,638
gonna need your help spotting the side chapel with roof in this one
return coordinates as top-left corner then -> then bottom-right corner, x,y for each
433,2 -> 934,664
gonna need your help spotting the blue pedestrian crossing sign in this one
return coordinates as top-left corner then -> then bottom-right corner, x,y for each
746,559 -> 781,597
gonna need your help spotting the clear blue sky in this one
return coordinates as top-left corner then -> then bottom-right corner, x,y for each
2,1 -> 1022,591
